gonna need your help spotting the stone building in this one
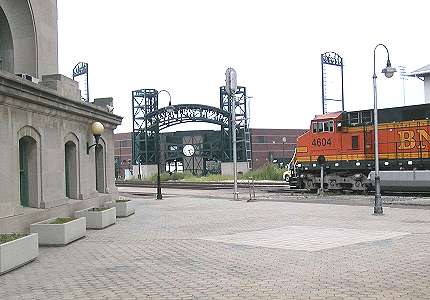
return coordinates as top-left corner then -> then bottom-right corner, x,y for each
0,0 -> 122,232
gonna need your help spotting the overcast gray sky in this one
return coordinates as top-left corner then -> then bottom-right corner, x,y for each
58,0 -> 429,133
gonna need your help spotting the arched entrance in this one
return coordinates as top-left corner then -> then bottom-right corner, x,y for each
0,0 -> 38,76
0,6 -> 14,72
65,141 -> 78,199
19,136 -> 37,207
132,88 -> 251,176
95,143 -> 105,193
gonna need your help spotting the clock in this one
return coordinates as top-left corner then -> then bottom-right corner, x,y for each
183,144 -> 195,157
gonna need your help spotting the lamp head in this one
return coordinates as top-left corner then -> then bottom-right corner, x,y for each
91,122 -> 104,136
382,60 -> 396,78
166,106 -> 175,114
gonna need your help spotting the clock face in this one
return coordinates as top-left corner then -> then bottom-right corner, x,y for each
183,144 -> 195,157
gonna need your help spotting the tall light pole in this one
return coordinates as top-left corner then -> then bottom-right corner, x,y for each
373,44 -> 396,215
282,136 -> 287,163
156,89 -> 172,200
226,67 -> 239,201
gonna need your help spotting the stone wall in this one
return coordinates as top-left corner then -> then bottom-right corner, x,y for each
0,71 -> 122,232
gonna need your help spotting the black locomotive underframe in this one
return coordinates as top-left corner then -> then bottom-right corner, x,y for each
296,158 -> 430,176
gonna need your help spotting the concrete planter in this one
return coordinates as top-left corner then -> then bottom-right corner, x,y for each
30,217 -> 86,246
105,200 -> 135,218
75,207 -> 116,229
0,233 -> 38,275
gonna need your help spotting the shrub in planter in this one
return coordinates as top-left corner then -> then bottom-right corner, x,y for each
105,197 -> 135,218
74,207 -> 116,229
30,217 -> 86,246
0,233 -> 38,275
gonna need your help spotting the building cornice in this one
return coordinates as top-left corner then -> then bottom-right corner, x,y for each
0,70 -> 123,126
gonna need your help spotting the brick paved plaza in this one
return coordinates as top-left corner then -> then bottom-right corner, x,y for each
1,187 -> 430,299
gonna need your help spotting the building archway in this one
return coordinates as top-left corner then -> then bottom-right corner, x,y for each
17,126 -> 41,208
0,6 -> 14,72
95,138 -> 106,193
19,136 -> 37,207
64,133 -> 80,199
0,0 -> 37,76
65,141 -> 78,199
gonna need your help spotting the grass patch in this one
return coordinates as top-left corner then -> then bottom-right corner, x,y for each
145,163 -> 284,182
49,217 -> 76,224
184,173 -> 233,182
0,233 -> 27,245
89,207 -> 110,212
242,163 -> 284,181
148,171 -> 194,182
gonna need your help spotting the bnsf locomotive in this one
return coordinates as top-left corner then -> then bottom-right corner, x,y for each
289,103 -> 430,191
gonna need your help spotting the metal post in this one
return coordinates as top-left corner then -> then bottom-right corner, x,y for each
86,64 -> 90,102
232,94 -> 238,201
282,142 -> 285,161
156,126 -> 162,200
373,73 -> 382,213
341,63 -> 345,111
119,142 -> 122,179
320,165 -> 324,196
372,44 -> 391,215
138,159 -> 141,180
321,54 -> 326,114
372,43 -> 396,214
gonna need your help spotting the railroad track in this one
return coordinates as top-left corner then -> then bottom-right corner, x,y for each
115,180 -> 289,190
116,181 -> 430,197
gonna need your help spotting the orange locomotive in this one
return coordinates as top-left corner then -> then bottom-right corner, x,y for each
289,103 -> 430,191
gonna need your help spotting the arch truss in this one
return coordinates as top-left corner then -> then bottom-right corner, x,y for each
145,104 -> 230,131
132,88 -> 250,167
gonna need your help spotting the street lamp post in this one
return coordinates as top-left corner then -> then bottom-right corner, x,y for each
156,89 -> 172,200
372,44 -> 396,215
282,137 -> 287,163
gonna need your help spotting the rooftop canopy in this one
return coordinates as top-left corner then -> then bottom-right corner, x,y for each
407,64 -> 430,77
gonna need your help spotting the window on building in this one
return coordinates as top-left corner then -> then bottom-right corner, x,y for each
352,135 -> 359,149
256,136 -> 265,143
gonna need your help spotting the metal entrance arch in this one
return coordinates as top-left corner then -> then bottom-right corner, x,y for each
132,88 -> 250,175
145,104 -> 230,131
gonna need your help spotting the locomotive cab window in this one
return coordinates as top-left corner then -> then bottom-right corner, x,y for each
323,122 -> 329,132
312,122 -> 318,133
327,121 -> 334,132
313,121 -> 334,133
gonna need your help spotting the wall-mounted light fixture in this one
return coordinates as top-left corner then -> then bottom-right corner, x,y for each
87,121 -> 104,154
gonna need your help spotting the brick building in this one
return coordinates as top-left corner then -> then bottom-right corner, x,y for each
250,128 -> 307,169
